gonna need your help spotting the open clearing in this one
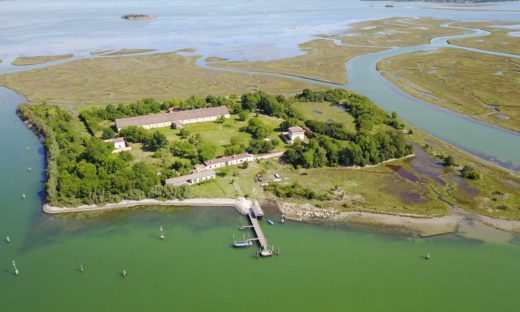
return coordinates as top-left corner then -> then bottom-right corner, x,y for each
378,48 -> 520,132
296,101 -> 356,131
12,54 -> 74,66
153,114 -> 285,156
0,53 -> 323,106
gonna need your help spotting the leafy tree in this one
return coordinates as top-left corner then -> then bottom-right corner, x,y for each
198,142 -> 218,162
120,126 -> 150,144
247,139 -> 278,154
179,128 -> 190,138
243,118 -> 272,139
238,110 -> 250,121
118,151 -> 133,162
101,127 -> 116,140
149,131 -> 168,151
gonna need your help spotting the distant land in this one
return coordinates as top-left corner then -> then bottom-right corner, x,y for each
362,0 -> 516,3
121,14 -> 156,20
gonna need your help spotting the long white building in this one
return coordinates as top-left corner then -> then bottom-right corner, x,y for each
115,106 -> 230,131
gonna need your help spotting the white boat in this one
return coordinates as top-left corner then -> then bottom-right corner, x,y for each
260,249 -> 273,257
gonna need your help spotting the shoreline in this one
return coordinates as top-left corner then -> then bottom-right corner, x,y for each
279,202 -> 520,236
43,197 -> 252,215
42,196 -> 520,237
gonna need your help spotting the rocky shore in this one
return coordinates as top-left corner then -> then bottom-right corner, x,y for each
280,202 -> 520,236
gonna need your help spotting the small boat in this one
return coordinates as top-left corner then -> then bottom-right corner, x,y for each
260,249 -> 273,257
122,269 -> 127,278
12,260 -> 20,276
5,236 -> 11,243
267,219 -> 275,225
233,240 -> 253,248
159,226 -> 165,240
79,264 -> 85,273
22,193 -> 26,199
27,167 -> 32,172
426,253 -> 430,260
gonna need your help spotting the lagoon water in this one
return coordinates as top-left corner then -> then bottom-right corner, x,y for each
1,1 -> 520,311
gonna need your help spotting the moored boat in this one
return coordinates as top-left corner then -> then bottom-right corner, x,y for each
233,240 -> 253,248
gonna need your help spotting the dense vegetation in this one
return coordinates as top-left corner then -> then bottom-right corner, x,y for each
18,105 -> 189,206
265,182 -> 331,201
244,89 -> 413,168
20,88 -> 413,206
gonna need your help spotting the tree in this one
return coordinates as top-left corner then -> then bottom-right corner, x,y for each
120,126 -> 150,144
118,151 -> 134,162
179,128 -> 190,138
171,140 -> 198,159
149,131 -> 168,151
243,118 -> 272,139
198,142 -> 217,162
101,127 -> 116,140
238,110 -> 250,121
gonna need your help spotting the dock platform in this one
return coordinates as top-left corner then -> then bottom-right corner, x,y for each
247,211 -> 268,251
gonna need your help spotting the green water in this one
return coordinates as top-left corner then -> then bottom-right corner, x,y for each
1,88 -> 520,311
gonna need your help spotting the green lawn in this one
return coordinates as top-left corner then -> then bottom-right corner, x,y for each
151,114 -> 285,156
188,157 -> 448,216
295,101 -> 356,131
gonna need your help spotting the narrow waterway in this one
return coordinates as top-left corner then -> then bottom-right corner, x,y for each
200,26 -> 520,171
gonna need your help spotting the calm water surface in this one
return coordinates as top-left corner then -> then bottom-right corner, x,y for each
1,1 -> 520,310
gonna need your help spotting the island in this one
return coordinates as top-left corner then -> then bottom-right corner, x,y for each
122,14 -> 156,20
17,88 -> 520,236
12,53 -> 74,66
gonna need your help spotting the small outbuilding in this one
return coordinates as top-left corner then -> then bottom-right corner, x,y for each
104,137 -> 130,153
282,126 -> 305,144
288,126 -> 305,142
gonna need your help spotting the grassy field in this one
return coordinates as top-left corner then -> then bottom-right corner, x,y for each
340,17 -> 470,47
152,114 -> 285,156
12,54 -> 74,66
214,17 -> 468,85
101,49 -> 156,56
0,53 -> 324,106
190,135 -> 520,219
295,101 -> 356,131
378,48 -> 520,132
449,21 -> 520,55
216,39 -> 385,84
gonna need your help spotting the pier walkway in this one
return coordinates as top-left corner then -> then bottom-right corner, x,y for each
247,211 -> 268,250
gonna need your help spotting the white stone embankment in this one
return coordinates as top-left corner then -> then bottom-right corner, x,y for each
43,197 -> 252,215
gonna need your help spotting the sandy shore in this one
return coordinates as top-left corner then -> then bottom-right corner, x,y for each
43,197 -> 252,215
280,202 -> 520,236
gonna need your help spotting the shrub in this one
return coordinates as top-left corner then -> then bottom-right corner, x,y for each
461,165 -> 480,180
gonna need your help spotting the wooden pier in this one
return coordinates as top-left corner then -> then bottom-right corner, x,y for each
247,211 -> 268,251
